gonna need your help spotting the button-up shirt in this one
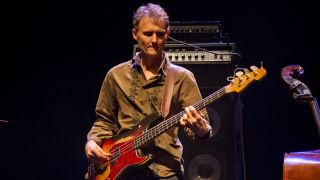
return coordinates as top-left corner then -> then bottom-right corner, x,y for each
87,52 -> 209,177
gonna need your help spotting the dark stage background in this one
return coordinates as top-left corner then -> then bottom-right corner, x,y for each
1,0 -> 319,179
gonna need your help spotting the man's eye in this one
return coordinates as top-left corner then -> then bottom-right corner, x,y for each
143,32 -> 166,37
143,32 -> 153,37
156,32 -> 165,37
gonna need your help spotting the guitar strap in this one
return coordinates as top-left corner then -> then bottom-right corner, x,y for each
161,63 -> 180,118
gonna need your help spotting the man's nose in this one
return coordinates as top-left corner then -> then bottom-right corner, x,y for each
151,33 -> 158,42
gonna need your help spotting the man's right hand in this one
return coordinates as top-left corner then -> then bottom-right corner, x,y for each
85,140 -> 112,165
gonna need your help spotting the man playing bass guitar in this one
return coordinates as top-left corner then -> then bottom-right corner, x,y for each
85,3 -> 213,180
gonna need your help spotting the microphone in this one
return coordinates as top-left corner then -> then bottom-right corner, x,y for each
167,36 -> 242,59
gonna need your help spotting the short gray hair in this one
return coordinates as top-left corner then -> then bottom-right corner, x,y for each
132,3 -> 169,29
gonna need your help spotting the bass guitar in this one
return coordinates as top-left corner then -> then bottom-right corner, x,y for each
87,64 -> 267,180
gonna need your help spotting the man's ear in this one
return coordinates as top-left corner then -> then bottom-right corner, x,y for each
132,28 -> 138,40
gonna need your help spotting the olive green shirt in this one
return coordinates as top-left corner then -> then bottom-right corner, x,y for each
87,52 -> 210,177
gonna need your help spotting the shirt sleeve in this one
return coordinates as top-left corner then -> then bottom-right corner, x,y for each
87,71 -> 119,146
178,70 -> 212,142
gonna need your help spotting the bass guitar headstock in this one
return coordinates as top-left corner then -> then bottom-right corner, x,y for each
225,63 -> 267,94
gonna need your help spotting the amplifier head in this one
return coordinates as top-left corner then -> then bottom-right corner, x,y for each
168,21 -> 223,43
133,42 -> 237,64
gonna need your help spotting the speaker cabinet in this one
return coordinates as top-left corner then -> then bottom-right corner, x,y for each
0,120 -> 8,180
177,63 -> 244,180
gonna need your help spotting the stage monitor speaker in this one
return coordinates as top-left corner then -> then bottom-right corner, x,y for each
177,63 -> 244,180
0,120 -> 8,180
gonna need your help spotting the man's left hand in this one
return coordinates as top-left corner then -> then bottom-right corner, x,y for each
180,106 -> 211,138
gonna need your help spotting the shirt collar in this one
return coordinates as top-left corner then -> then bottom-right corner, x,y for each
131,52 -> 171,76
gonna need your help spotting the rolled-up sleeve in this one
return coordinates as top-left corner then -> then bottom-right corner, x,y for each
87,71 -> 119,146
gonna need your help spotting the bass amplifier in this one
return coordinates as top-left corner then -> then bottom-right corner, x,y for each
132,42 -> 237,64
168,21 -> 222,43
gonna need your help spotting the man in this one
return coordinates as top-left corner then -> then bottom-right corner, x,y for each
85,3 -> 213,180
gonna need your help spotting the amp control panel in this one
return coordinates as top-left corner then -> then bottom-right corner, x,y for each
133,43 -> 236,64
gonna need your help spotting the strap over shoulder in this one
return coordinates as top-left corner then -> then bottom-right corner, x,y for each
161,63 -> 182,118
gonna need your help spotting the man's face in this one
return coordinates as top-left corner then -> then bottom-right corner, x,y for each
132,17 -> 169,58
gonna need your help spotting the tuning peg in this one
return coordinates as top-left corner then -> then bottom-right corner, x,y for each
250,66 -> 258,71
243,68 -> 250,74
235,71 -> 244,77
243,68 -> 251,79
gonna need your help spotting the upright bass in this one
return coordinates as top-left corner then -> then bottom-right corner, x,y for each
281,65 -> 320,180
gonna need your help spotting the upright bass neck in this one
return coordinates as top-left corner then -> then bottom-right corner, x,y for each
309,97 -> 320,136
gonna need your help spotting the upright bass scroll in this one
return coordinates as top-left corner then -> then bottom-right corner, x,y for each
281,65 -> 320,135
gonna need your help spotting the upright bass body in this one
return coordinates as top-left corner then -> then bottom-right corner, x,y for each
283,149 -> 320,180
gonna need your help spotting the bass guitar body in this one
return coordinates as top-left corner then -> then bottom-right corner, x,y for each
88,112 -> 162,180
